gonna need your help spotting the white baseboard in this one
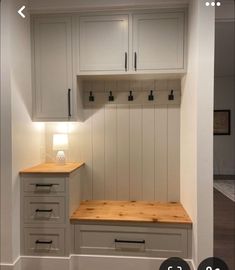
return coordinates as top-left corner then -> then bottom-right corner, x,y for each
214,168 -> 235,175
1,255 -> 196,270
72,255 -> 195,270
0,257 -> 21,270
20,255 -> 71,270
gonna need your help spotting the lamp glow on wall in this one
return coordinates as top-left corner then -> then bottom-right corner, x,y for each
53,134 -> 68,164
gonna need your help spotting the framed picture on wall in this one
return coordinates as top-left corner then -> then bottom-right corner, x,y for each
214,110 -> 231,135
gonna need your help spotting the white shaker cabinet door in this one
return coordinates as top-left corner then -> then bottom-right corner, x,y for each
133,12 -> 185,71
33,16 -> 74,120
79,15 -> 129,72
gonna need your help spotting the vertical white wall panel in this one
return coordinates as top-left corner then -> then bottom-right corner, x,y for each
82,108 -> 93,200
92,107 -> 105,199
130,105 -> 142,200
117,105 -> 130,200
142,105 -> 155,200
168,105 -> 180,201
155,106 -> 168,201
104,105 -> 117,200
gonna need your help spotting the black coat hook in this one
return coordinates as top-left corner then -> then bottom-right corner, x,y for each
148,90 -> 154,101
89,91 -> 94,102
168,90 -> 174,101
108,91 -> 114,102
128,91 -> 134,101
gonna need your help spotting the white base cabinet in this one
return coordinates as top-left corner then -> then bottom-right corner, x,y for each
74,224 -> 192,259
24,227 -> 65,256
21,170 -> 81,256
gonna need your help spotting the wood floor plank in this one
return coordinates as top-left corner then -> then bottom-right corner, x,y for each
214,189 -> 235,270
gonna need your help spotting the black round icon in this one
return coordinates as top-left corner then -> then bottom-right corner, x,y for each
159,257 -> 190,270
198,257 -> 228,270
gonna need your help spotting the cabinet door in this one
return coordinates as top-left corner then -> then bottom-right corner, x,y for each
79,15 -> 129,72
33,17 -> 74,120
133,12 -> 185,71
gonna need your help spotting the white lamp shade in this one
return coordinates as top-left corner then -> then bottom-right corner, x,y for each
53,134 -> 68,151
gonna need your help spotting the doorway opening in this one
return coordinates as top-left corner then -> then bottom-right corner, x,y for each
213,2 -> 235,269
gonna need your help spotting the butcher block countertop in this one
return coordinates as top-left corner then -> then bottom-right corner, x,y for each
70,200 -> 192,225
20,162 -> 85,175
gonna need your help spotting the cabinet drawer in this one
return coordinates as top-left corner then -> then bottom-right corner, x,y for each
24,228 -> 65,256
24,197 -> 65,224
23,177 -> 65,194
75,225 -> 189,258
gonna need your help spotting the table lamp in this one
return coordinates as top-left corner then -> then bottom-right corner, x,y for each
53,134 -> 68,164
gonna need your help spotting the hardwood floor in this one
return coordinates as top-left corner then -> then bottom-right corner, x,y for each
214,189 -> 235,269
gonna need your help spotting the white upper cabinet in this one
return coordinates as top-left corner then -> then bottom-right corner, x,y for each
32,16 -> 76,121
31,11 -> 186,121
132,12 -> 185,71
78,11 -> 186,74
78,15 -> 129,72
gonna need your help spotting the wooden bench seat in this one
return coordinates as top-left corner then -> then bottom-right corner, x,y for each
70,200 -> 192,225
71,200 -> 192,258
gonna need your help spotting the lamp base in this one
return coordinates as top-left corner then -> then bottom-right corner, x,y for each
56,150 -> 66,165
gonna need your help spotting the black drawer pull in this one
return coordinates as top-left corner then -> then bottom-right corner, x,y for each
115,239 -> 145,244
125,52 -> 127,71
134,52 -> 137,71
35,240 -> 53,245
35,184 -> 57,187
68,88 -> 72,117
35,209 -> 53,213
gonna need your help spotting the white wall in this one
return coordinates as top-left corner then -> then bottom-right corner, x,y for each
0,0 -> 45,264
181,0 -> 214,267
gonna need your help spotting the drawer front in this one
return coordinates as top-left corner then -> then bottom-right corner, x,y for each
23,177 -> 65,194
24,228 -> 65,256
24,197 -> 65,224
75,225 -> 189,258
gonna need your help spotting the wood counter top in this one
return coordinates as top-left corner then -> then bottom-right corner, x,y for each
70,200 -> 192,225
20,162 -> 85,175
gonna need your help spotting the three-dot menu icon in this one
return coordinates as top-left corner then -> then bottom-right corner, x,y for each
205,1 -> 221,6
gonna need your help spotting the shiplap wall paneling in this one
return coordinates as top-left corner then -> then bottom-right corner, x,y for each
142,105 -> 155,201
80,79 -> 181,202
81,105 -> 180,202
155,106 -> 168,201
130,105 -> 142,200
92,107 -> 105,199
117,105 -> 130,200
82,108 -> 93,200
167,105 -> 180,201
104,105 -> 117,200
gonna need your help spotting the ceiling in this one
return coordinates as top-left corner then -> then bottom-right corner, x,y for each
28,0 -> 189,12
